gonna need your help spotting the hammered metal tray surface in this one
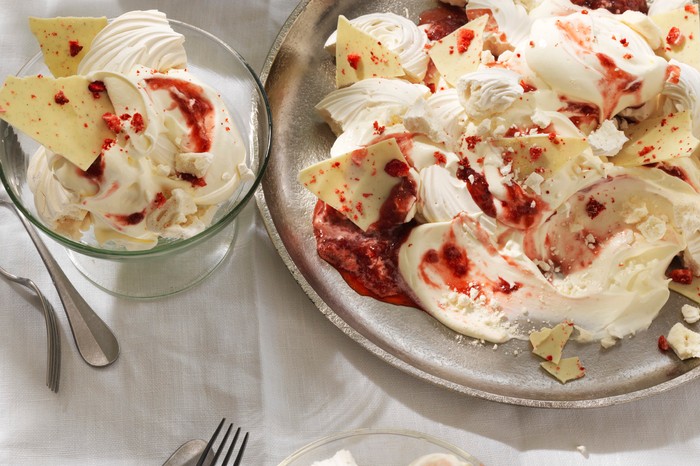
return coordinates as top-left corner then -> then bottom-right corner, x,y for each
256,0 -> 700,407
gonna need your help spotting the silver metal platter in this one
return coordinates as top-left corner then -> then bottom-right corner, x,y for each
256,0 -> 700,407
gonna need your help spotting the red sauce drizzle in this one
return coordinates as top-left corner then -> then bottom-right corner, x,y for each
496,277 -> 521,294
595,53 -> 642,120
374,167 -> 418,230
107,210 -> 146,226
384,159 -> 409,178
456,159 -> 497,218
456,159 -> 543,229
652,163 -> 689,183
313,201 -> 418,308
178,172 -> 207,187
145,77 -> 214,153
520,80 -> 537,93
81,154 -> 105,180
585,197 -> 606,219
418,239 -> 473,295
418,5 -> 467,41
560,101 -> 600,129
569,0 -> 648,15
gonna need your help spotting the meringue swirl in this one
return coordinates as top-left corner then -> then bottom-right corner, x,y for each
78,10 -> 186,74
324,13 -> 430,81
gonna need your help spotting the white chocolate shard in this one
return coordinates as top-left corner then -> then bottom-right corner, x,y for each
651,6 -> 700,72
541,356 -> 586,384
298,138 -> 416,231
29,16 -> 107,77
428,15 -> 489,87
335,15 -> 404,88
530,321 -> 575,364
0,75 -> 115,170
613,111 -> 699,167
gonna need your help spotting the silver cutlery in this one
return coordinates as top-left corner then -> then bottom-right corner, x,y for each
164,419 -> 248,466
0,264 -> 60,392
0,198 -> 119,367
163,439 -> 210,466
196,418 -> 249,466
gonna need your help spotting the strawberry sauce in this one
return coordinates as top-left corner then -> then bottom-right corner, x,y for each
313,201 -> 418,307
418,4 -> 467,41
456,159 -> 543,229
570,0 -> 648,14
145,78 -> 214,153
595,53 -> 643,120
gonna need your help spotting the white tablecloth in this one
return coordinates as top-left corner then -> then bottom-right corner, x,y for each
1,1 -> 700,464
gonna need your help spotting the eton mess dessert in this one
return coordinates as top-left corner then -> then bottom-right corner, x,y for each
0,10 -> 251,250
299,0 -> 700,373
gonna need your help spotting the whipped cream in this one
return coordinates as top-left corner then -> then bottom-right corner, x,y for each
662,60 -> 700,139
524,11 -> 667,122
457,68 -> 524,120
27,10 -> 249,250
78,10 -> 186,74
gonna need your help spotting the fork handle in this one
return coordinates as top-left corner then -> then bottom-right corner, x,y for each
13,207 -> 120,367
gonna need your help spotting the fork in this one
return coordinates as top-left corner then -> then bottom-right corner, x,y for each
0,264 -> 60,392
196,418 -> 249,466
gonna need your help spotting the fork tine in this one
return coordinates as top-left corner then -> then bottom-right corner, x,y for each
47,300 -> 60,392
232,432 -> 248,466
42,296 -> 56,391
24,276 -> 60,393
197,418 -> 225,466
221,427 -> 241,465
211,423 -> 233,464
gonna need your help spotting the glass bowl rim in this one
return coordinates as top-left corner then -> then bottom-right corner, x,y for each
277,427 -> 481,465
0,18 -> 272,259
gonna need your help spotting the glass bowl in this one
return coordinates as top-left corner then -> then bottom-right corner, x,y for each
278,429 -> 483,466
0,19 -> 271,298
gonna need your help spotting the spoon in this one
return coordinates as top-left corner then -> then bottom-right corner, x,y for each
0,198 -> 120,367
163,439 -> 213,466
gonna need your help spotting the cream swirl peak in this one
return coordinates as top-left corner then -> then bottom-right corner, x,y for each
78,10 -> 186,74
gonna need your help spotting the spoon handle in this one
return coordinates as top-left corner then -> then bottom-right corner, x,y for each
11,205 -> 120,367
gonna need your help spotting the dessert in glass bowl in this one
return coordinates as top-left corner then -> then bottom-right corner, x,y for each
299,0 -> 700,358
0,10 -> 271,298
278,429 -> 481,466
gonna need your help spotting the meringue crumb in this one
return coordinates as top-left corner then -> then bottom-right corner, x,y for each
682,304 -> 700,324
600,335 -> 617,349
577,445 -> 589,459
588,119 -> 628,157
